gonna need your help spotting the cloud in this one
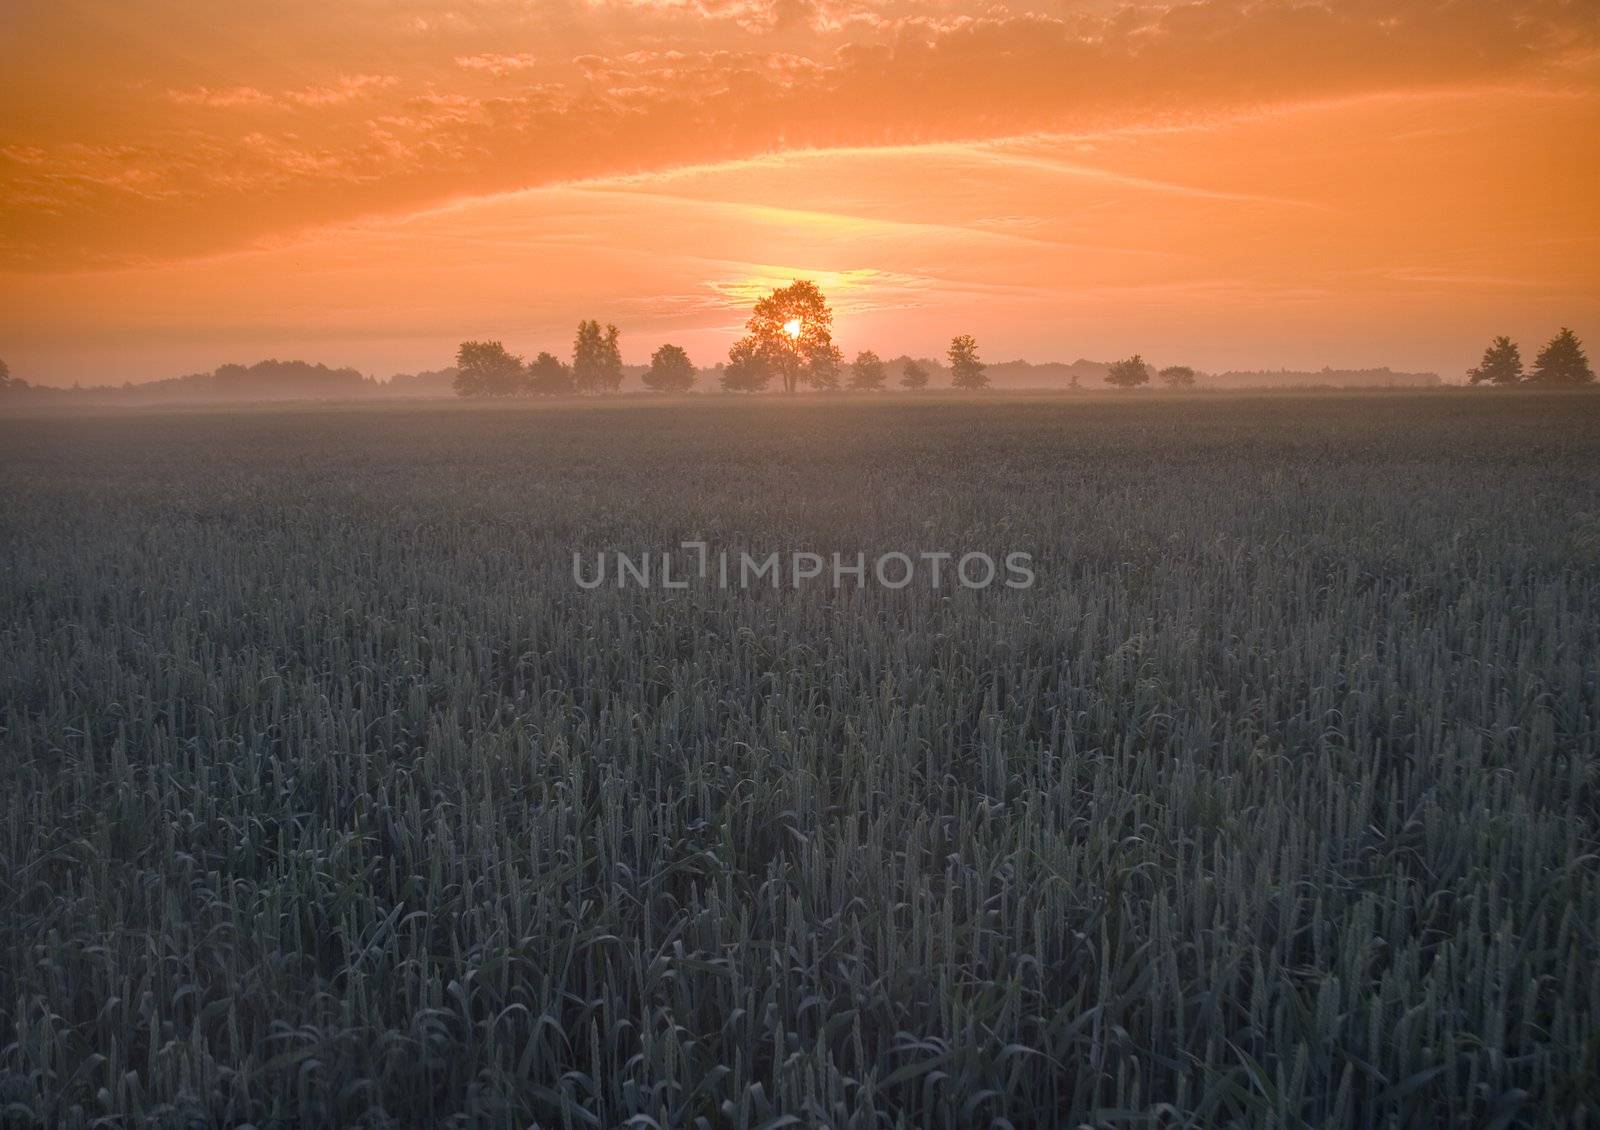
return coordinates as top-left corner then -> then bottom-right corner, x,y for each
283,75 -> 401,107
454,53 -> 543,77
165,86 -> 277,109
4,0 -> 1597,268
166,75 -> 399,111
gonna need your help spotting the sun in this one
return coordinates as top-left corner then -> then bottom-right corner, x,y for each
782,318 -> 802,339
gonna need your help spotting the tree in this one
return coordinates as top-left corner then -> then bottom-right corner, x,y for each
1527,328 -> 1594,386
810,344 -> 843,391
454,341 -> 526,397
721,338 -> 773,392
948,335 -> 988,389
211,359 -> 370,398
573,320 -> 624,394
900,360 -> 929,390
1105,354 -> 1151,389
731,280 -> 838,393
1466,336 -> 1523,385
527,351 -> 574,395
849,350 -> 887,391
642,344 -> 696,392
1159,364 -> 1197,388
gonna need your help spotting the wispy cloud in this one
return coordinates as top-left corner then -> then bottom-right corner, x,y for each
453,53 -> 542,77
166,75 -> 398,111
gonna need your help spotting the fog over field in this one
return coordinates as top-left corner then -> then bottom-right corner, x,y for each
0,356 -> 1445,401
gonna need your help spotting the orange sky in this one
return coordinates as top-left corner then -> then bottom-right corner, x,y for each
3,1 -> 1598,384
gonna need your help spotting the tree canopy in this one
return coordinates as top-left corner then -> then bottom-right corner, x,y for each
453,341 -> 525,397
212,359 -> 370,397
1159,364 -> 1196,388
642,344 -> 696,392
732,281 -> 839,394
900,360 -> 929,390
573,321 -> 624,394
849,350 -> 887,391
808,343 -> 844,391
527,351 -> 574,395
1106,355 -> 1152,389
948,335 -> 987,389
721,338 -> 772,392
1527,328 -> 1593,385
1467,336 -> 1524,385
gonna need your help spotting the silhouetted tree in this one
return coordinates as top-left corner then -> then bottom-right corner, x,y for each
1527,328 -> 1594,386
0,358 -> 15,392
1159,364 -> 1197,388
454,341 -> 525,397
721,338 -> 773,392
211,359 -> 370,398
643,344 -> 696,392
732,281 -> 838,393
849,350 -> 888,391
1105,355 -> 1151,389
948,335 -> 987,389
573,321 -> 624,394
809,343 -> 844,391
527,351 -> 574,395
1466,336 -> 1524,385
900,360 -> 929,390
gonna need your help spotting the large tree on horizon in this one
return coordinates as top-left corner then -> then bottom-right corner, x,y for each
900,359 -> 930,390
526,351 -> 574,395
573,320 -> 624,394
1467,336 -> 1524,385
809,343 -> 844,391
1159,364 -> 1197,388
731,280 -> 839,393
948,335 -> 987,389
642,343 -> 696,392
453,340 -> 525,397
721,339 -> 772,392
1527,328 -> 1594,385
849,349 -> 887,391
1105,354 -> 1152,389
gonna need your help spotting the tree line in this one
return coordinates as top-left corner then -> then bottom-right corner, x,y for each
451,284 -> 986,397
1466,329 -> 1595,385
453,321 -> 630,397
451,281 -> 1216,397
3,290 -> 1590,399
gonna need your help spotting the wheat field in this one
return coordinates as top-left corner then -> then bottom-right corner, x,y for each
2,391 -> 1597,1127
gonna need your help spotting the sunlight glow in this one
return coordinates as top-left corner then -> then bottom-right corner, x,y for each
783,318 -> 802,338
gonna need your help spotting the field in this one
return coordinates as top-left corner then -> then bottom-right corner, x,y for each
2,391 -> 1598,1128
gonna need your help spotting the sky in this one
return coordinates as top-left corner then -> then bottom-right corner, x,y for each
2,0 -> 1597,385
